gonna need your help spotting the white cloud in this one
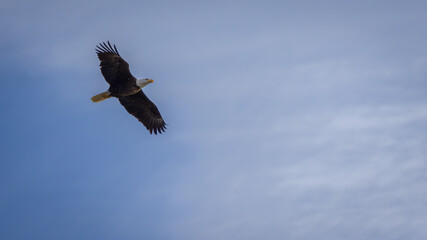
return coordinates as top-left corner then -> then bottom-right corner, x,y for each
2,0 -> 427,239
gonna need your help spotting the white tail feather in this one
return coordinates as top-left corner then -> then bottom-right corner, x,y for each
91,91 -> 111,102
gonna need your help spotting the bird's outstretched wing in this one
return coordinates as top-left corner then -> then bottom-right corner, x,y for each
118,91 -> 167,134
96,41 -> 136,86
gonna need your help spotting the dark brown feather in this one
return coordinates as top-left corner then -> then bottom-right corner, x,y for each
95,41 -> 136,88
118,91 -> 167,134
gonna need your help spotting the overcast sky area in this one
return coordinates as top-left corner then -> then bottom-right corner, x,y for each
1,0 -> 427,239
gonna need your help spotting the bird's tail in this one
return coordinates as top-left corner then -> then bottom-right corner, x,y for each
91,91 -> 111,102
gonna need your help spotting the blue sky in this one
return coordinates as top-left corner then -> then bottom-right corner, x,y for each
1,0 -> 427,239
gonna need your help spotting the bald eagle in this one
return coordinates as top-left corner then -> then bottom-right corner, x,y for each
91,41 -> 166,134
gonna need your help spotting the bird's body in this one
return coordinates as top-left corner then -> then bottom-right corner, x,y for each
91,41 -> 166,134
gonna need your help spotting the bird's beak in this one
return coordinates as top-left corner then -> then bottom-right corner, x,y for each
147,79 -> 154,83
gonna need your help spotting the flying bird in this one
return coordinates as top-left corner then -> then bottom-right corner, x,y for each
91,41 -> 166,134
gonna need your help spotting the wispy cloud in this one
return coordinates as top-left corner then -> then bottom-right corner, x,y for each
1,0 -> 427,240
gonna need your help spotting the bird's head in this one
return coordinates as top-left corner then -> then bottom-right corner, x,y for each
136,78 -> 154,88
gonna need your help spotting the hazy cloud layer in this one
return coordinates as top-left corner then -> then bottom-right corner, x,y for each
1,0 -> 427,240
